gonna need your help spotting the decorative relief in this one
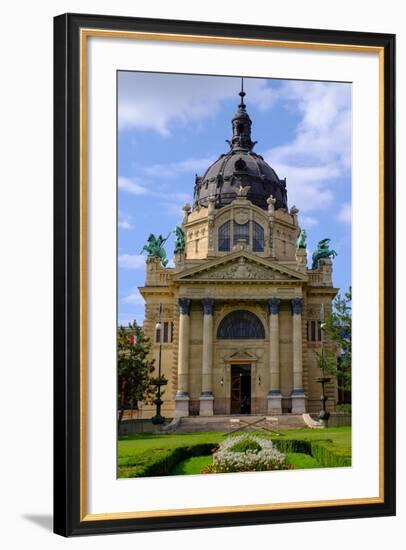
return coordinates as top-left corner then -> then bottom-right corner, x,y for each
193,257 -> 292,281
234,208 -> 250,224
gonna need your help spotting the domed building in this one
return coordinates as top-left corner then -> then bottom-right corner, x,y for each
139,83 -> 339,420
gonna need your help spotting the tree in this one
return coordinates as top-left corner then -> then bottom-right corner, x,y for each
322,287 -> 352,393
117,321 -> 155,430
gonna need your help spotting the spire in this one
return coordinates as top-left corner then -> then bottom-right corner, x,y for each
238,77 -> 246,110
228,78 -> 257,151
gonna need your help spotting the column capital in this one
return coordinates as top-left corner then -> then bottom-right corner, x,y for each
201,298 -> 215,315
291,297 -> 304,315
268,297 -> 281,315
178,297 -> 192,315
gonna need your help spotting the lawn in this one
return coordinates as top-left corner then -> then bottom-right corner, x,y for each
170,455 -> 213,475
118,427 -> 351,478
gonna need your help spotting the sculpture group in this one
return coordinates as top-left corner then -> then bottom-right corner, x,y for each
141,226 -> 186,267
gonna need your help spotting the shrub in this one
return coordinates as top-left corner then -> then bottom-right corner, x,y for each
230,438 -> 262,454
272,438 -> 351,468
118,443 -> 218,478
212,435 -> 286,473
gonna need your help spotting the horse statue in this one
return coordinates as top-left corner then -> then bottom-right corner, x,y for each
296,228 -> 307,249
311,238 -> 338,269
173,225 -> 186,254
140,233 -> 170,267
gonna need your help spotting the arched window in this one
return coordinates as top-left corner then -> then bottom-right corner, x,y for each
253,222 -> 264,252
217,310 -> 265,339
218,221 -> 231,251
233,222 -> 249,244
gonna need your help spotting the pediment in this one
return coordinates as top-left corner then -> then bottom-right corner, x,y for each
224,349 -> 258,363
173,251 -> 306,283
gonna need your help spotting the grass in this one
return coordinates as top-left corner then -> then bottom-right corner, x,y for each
119,432 -> 224,460
170,455 -> 213,475
285,452 -> 322,469
118,427 -> 351,478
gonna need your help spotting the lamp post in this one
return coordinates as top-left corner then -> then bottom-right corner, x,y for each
316,304 -> 331,427
151,304 -> 166,425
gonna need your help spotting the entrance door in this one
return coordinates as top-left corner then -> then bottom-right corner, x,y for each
230,365 -> 251,414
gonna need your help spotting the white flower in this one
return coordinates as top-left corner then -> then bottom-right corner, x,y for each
212,435 -> 286,473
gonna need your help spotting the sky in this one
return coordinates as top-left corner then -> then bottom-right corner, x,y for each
117,72 -> 352,326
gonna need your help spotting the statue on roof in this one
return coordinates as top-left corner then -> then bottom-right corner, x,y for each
141,233 -> 170,267
311,238 -> 337,269
174,225 -> 186,254
296,229 -> 307,249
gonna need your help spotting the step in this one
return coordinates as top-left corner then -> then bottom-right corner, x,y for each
170,414 -> 307,433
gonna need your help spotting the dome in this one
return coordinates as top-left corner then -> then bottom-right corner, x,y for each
193,81 -> 288,211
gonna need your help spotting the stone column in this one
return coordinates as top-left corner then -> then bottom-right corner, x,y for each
175,298 -> 191,417
267,298 -> 282,414
199,298 -> 215,416
290,297 -> 307,413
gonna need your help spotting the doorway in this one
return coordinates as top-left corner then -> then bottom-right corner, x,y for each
230,364 -> 251,414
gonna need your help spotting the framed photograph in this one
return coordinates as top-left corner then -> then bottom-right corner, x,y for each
54,13 -> 396,536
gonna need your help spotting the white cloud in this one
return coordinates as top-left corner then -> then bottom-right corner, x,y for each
337,202 -> 352,224
144,157 -> 215,178
270,81 -> 351,169
118,174 -> 190,219
300,216 -> 319,227
118,73 -> 278,134
264,81 -> 351,213
123,288 -> 145,305
270,161 -> 336,212
118,176 -> 150,195
118,210 -> 134,229
118,254 -> 146,269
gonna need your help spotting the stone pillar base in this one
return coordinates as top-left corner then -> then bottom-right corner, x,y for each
267,392 -> 282,414
174,393 -> 190,417
291,391 -> 307,414
199,394 -> 214,416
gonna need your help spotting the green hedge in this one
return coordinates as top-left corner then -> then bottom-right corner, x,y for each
118,443 -> 218,478
272,438 -> 351,468
309,442 -> 351,467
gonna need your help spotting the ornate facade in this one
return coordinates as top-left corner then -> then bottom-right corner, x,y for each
139,83 -> 338,417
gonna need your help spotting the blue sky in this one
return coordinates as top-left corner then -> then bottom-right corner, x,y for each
117,72 -> 352,326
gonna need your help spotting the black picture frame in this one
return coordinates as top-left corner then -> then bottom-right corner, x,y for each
54,12 -> 396,537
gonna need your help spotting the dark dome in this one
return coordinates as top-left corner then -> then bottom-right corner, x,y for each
193,82 -> 288,211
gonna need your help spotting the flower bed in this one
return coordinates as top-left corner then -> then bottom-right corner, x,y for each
209,435 -> 286,473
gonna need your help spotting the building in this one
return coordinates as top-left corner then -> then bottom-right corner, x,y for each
139,83 -> 338,418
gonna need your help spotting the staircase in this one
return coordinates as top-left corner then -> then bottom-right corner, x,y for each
162,414 -> 307,434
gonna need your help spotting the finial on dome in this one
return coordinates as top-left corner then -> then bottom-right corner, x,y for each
230,78 -> 254,151
238,77 -> 246,110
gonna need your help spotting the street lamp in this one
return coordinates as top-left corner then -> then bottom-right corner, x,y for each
151,304 -> 166,425
316,304 -> 331,427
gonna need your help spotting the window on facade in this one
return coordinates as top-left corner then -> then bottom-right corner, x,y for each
217,310 -> 265,339
163,321 -> 169,343
233,222 -> 249,244
156,321 -> 173,344
252,221 -> 264,252
218,221 -> 231,251
307,320 -> 322,342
